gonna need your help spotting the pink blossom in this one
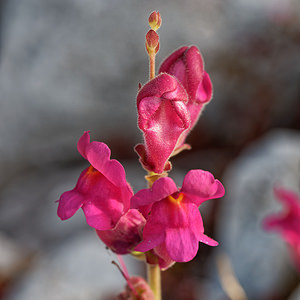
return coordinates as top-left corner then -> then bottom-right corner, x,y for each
96,209 -> 146,255
263,187 -> 300,271
57,131 -> 133,231
135,73 -> 191,174
159,46 -> 213,147
131,170 -> 225,263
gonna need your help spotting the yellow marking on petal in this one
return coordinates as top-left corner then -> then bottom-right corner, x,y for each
86,165 -> 96,174
168,193 -> 184,205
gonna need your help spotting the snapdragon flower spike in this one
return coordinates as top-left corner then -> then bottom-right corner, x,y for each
57,131 -> 133,231
131,170 -> 225,263
263,187 -> 300,271
135,73 -> 191,174
159,46 -> 213,148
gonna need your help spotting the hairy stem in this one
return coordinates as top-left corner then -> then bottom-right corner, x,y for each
149,52 -> 156,80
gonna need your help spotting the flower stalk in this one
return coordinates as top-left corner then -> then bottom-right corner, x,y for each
147,263 -> 161,300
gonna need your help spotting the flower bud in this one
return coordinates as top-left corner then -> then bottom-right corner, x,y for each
136,73 -> 190,174
116,276 -> 155,300
148,11 -> 162,31
159,46 -> 213,149
145,29 -> 160,55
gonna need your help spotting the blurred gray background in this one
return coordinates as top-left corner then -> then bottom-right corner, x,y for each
0,0 -> 300,299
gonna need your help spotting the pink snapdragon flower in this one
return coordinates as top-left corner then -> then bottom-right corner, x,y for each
57,131 -> 133,230
263,187 -> 300,271
57,132 -> 146,254
135,73 -> 191,174
159,46 -> 213,147
131,170 -> 225,264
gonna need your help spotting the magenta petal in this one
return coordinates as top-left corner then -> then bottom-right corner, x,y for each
160,46 -> 205,102
181,169 -> 225,205
96,209 -> 146,254
159,46 -> 213,148
86,141 -> 128,188
137,73 -> 190,174
135,215 -> 165,252
159,46 -> 188,76
77,131 -> 90,159
274,187 -> 300,213
184,46 -> 205,100
82,201 -> 114,230
165,227 -> 199,262
153,243 -> 176,270
263,187 -> 300,250
131,177 -> 178,209
57,190 -> 84,220
57,168 -> 90,220
199,234 -> 218,246
196,71 -> 213,103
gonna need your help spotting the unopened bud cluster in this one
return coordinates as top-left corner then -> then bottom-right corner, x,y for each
146,11 -> 160,55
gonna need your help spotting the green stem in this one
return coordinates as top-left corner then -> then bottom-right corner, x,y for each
147,263 -> 161,300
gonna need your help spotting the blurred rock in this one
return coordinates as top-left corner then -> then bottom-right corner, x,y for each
0,233 -> 33,292
289,284 -> 300,300
0,159 -> 145,300
4,232 -> 141,300
209,130 -> 300,299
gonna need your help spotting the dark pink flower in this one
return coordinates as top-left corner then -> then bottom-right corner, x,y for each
159,46 -> 213,147
131,170 -> 225,263
263,187 -> 300,271
135,73 -> 191,174
57,131 -> 133,231
96,209 -> 146,255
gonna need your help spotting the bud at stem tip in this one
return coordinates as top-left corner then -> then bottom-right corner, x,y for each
148,11 -> 162,31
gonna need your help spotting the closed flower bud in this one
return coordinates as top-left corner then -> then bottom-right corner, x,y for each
148,11 -> 162,31
145,29 -> 160,54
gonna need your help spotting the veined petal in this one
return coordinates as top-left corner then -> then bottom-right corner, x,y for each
165,227 -> 199,262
